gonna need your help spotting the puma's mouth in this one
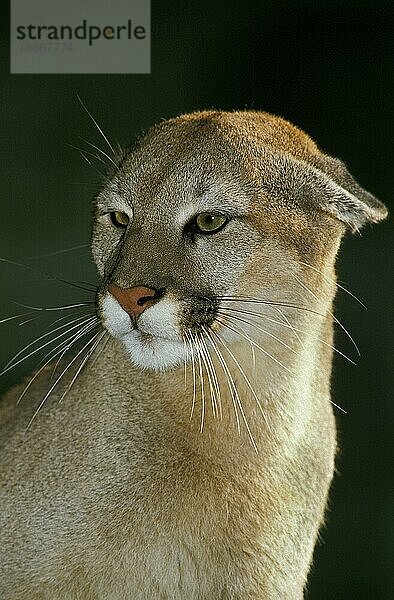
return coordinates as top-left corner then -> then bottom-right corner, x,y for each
137,330 -> 154,343
99,292 -> 186,370
117,329 -> 186,371
99,288 -> 221,371
136,329 -> 175,345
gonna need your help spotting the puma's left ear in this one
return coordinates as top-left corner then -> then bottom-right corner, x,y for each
310,155 -> 388,233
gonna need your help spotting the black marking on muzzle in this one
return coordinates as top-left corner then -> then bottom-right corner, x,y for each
182,294 -> 220,332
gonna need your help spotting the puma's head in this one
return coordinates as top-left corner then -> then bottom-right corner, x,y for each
93,111 -> 387,370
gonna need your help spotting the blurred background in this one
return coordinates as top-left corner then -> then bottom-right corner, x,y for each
0,1 -> 392,597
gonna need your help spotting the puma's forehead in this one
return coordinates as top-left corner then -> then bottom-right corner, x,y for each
142,110 -> 322,163
114,110 -> 323,208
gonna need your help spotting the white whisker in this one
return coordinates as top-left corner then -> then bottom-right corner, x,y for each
67,143 -> 108,167
210,329 -> 259,453
275,307 -> 306,352
212,326 -> 272,434
79,137 -> 119,171
49,320 -> 100,379
185,331 -> 197,422
28,244 -> 89,259
9,300 -> 94,312
196,332 -> 217,419
182,335 -> 188,391
218,306 -> 356,364
330,400 -> 347,414
89,332 -> 110,369
16,325 -> 95,406
77,94 -> 115,155
251,338 -> 256,370
204,328 -> 241,436
216,316 -> 294,376
25,329 -> 101,432
2,314 -> 96,374
50,307 -> 91,327
217,295 -> 328,319
218,308 -> 298,355
195,334 -> 206,433
18,316 -> 42,327
200,329 -> 223,420
293,273 -> 360,356
299,260 -> 366,308
0,312 -> 34,325
58,331 -> 105,404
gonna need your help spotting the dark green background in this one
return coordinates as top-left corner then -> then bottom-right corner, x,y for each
1,2 -> 392,598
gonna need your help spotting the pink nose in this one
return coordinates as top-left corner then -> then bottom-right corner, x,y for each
108,284 -> 160,319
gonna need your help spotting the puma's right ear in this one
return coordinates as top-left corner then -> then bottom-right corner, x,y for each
263,152 -> 388,233
309,156 -> 388,233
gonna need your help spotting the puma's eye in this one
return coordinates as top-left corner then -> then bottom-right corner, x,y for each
110,211 -> 129,228
194,213 -> 228,234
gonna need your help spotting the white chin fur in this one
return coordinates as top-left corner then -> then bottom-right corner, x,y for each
101,294 -> 186,371
121,332 -> 186,371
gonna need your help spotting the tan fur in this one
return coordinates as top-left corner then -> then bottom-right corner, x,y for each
0,111 -> 387,598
